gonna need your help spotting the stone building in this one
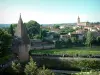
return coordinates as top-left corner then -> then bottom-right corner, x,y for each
77,16 -> 89,26
12,14 -> 30,62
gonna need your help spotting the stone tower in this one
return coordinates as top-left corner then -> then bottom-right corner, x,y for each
14,13 -> 30,62
77,16 -> 80,25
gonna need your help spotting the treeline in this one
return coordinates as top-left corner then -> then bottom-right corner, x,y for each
90,22 -> 100,25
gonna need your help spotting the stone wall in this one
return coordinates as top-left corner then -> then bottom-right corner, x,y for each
30,44 -> 55,50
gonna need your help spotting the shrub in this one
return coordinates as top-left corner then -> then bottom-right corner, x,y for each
24,57 -> 37,75
72,70 -> 100,75
32,57 -> 100,70
37,65 -> 55,75
12,61 -> 22,74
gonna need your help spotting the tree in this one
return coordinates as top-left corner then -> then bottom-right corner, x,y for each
53,25 -> 60,29
60,27 -> 75,34
71,37 -> 78,45
8,57 -> 55,75
96,36 -> 100,45
25,20 -> 40,39
65,38 -> 72,47
53,33 -> 60,40
0,29 -> 12,57
55,40 -> 66,48
34,35 -> 41,39
37,65 -> 55,75
12,61 -> 22,74
8,24 -> 17,34
9,20 -> 40,39
85,31 -> 94,47
55,40 -> 62,49
41,29 -> 49,40
9,24 -> 14,36
24,57 -> 37,75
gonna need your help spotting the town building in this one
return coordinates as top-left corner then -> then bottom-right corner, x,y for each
77,16 -> 89,26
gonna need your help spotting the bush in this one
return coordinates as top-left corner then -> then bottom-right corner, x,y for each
73,70 -> 100,75
71,60 -> 100,70
24,57 -> 37,75
12,61 -> 22,74
10,57 -> 55,75
37,66 -> 55,75
32,57 -> 100,70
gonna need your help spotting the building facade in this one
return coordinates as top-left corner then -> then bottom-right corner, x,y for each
77,16 -> 89,26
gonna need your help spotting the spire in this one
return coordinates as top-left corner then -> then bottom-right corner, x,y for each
77,16 -> 80,23
20,13 -> 21,17
78,16 -> 80,19
15,14 -> 30,44
18,13 -> 23,25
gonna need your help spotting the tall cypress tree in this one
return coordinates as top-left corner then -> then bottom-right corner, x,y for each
10,24 -> 14,37
86,31 -> 94,47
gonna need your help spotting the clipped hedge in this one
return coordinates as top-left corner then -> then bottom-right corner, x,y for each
73,70 -> 100,75
32,57 -> 100,70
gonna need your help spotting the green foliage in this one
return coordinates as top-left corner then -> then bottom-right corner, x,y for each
24,57 -> 55,75
53,33 -> 60,40
60,27 -> 75,34
37,65 -> 55,75
9,21 -> 40,39
41,29 -> 49,40
9,24 -> 14,36
65,38 -> 72,47
25,20 -> 40,39
53,25 -> 60,29
96,36 -> 100,45
55,40 -> 65,48
12,61 -> 22,73
71,37 -> 78,44
71,60 -> 100,70
73,70 -> 100,75
86,31 -> 94,47
7,24 -> 17,34
0,28 -> 12,57
24,57 -> 37,75
33,57 -> 100,71
34,35 -> 41,39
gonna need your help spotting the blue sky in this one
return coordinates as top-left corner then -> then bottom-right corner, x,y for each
0,0 -> 100,24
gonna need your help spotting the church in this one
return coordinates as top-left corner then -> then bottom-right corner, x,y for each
12,13 -> 30,62
77,16 -> 89,26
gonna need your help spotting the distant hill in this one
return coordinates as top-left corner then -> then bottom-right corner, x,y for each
0,24 -> 10,28
41,23 -> 76,26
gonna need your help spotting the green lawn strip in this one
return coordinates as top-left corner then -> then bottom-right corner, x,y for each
30,47 -> 100,55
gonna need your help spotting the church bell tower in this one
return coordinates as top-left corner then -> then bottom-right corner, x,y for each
14,13 -> 30,62
77,16 -> 80,25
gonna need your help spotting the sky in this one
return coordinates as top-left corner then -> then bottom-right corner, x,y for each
0,0 -> 100,24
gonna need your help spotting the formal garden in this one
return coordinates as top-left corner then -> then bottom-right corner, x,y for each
29,46 -> 100,75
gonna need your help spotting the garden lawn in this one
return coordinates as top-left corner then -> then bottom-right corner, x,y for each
30,47 -> 100,56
